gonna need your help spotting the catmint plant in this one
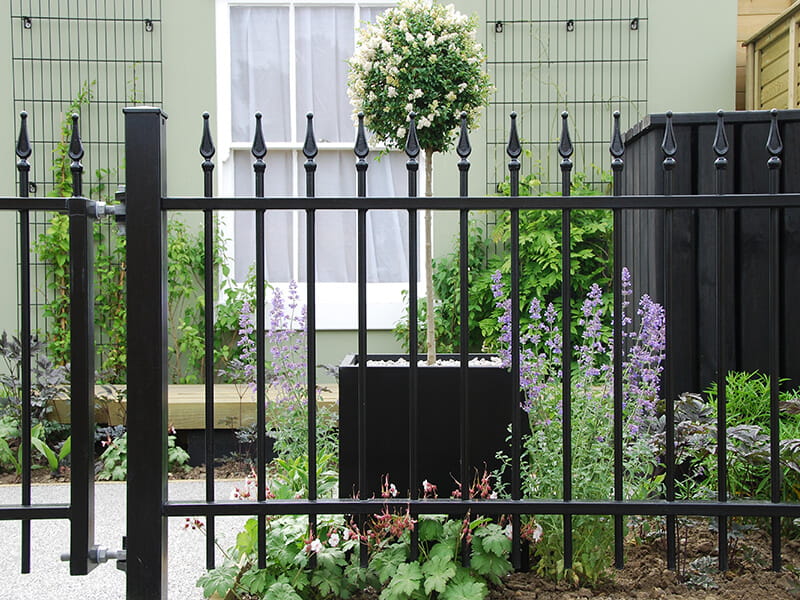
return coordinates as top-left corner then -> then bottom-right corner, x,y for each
221,283 -> 338,465
491,267 -> 666,584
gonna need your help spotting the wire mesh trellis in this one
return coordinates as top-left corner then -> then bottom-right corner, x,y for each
484,0 -> 648,194
10,0 -> 163,375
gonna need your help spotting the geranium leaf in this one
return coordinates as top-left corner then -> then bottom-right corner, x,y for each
422,555 -> 456,594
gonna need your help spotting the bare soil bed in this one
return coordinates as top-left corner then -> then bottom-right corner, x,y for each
489,525 -> 800,600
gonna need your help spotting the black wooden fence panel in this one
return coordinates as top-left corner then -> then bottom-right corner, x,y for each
621,109 -> 800,395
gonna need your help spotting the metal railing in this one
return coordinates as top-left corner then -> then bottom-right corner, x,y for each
123,106 -> 800,599
3,106 -> 800,599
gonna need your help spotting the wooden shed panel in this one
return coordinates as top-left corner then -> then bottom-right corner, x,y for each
761,48 -> 789,82
761,87 -> 789,107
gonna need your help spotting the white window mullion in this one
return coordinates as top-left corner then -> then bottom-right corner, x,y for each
289,4 -> 300,282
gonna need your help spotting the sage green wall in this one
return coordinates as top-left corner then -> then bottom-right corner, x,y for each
0,1 -> 21,333
648,1 -> 737,113
161,0 -> 216,196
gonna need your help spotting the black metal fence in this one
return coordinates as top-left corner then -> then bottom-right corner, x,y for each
3,106 -> 800,600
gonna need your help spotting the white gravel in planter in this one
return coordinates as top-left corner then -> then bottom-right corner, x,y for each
366,356 -> 504,367
0,479 -> 250,600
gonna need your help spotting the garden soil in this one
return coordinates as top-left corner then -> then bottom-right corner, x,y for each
488,525 -> 800,600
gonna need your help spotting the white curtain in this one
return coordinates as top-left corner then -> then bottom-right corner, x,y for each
230,4 -> 409,285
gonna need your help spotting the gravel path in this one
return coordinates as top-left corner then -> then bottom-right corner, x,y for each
0,480 -> 248,600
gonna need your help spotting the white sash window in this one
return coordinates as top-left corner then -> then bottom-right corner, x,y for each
217,1 -> 417,329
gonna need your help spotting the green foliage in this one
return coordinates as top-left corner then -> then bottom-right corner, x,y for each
199,455 -> 508,600
394,170 -> 613,354
0,420 -> 70,474
673,372 -> 800,503
96,431 -> 190,481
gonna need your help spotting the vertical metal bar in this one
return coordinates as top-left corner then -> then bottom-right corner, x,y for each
610,110 -> 625,569
303,113 -> 319,551
405,113 -> 420,561
251,113 -> 268,571
199,111 -> 216,570
67,113 -> 97,577
767,108 -> 783,571
507,112 -> 522,570
661,111 -> 677,570
558,111 -> 573,570
457,113 -> 472,567
15,111 -> 32,574
124,107 -> 169,599
713,110 -> 729,571
355,113 -> 370,568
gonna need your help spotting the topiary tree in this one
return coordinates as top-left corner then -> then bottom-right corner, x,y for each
348,0 -> 492,363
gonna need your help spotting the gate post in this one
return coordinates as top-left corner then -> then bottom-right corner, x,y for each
67,115 -> 97,576
124,107 -> 169,599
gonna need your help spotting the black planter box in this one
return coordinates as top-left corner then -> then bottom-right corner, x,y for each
338,354 -> 517,499
621,109 -> 800,394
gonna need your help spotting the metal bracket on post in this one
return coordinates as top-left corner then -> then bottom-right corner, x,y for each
60,538 -> 127,571
93,185 -> 127,235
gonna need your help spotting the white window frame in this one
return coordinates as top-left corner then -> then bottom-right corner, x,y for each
215,0 -> 426,331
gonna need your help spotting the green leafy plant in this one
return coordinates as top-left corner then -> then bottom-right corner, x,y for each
198,457 -> 510,600
394,169 -> 613,355
96,430 -> 190,481
0,420 -> 70,475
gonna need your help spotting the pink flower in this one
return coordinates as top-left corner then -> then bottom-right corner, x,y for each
307,538 -> 323,553
328,532 -> 340,547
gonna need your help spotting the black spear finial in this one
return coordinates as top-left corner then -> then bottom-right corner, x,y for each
303,113 -> 317,197
303,112 -> 318,160
252,112 -> 267,160
456,111 -> 471,160
713,110 -> 729,194
355,112 -> 369,197
68,113 -> 84,162
610,111 -> 625,195
457,112 -> 471,196
405,112 -> 420,197
200,112 -> 216,197
200,112 -> 216,160
355,112 -> 369,160
767,108 -> 783,163
16,111 -> 31,198
506,111 -> 521,160
16,111 -> 31,161
767,108 -> 783,194
559,111 -> 573,196
507,112 -> 521,197
558,111 -> 573,160
713,109 -> 729,159
610,110 -> 624,160
405,112 -> 420,159
69,113 -> 84,196
252,112 -> 267,197
661,110 -> 677,171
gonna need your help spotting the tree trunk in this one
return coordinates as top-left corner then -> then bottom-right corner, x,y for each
424,148 -> 436,365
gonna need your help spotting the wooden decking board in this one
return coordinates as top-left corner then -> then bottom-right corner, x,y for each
50,383 -> 340,430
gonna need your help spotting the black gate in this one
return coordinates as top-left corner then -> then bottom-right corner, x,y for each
0,112 -> 119,576
5,106 -> 800,599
